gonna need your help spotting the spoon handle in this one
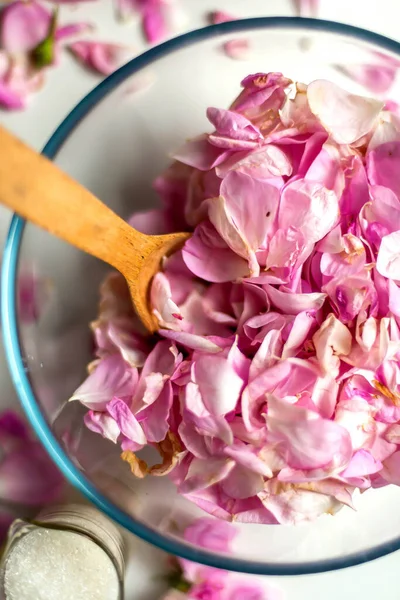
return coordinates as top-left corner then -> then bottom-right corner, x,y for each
0,126 -> 146,275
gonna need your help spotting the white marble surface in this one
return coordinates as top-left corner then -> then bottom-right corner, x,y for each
2,1 -> 400,598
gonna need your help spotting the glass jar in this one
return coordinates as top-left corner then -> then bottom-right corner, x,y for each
0,503 -> 126,600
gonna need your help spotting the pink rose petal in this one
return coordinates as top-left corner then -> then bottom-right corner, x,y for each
307,79 -> 384,144
68,40 -> 132,76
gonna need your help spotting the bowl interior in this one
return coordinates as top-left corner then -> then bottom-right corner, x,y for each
4,18 -> 400,575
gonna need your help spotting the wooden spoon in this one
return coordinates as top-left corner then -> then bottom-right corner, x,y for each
0,126 -> 191,332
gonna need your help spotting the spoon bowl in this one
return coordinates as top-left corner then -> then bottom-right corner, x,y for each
0,126 -> 190,332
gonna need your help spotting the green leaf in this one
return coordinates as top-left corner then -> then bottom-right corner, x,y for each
31,8 -> 58,69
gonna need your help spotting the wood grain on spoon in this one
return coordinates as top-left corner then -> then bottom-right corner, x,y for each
0,126 -> 191,332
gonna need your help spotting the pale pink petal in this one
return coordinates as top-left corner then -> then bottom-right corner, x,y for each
337,64 -> 397,95
221,465 -> 264,499
249,330 -> 282,379
282,311 -> 315,359
381,451 -> 400,485
55,22 -> 95,42
267,395 -> 352,471
266,227 -> 312,279
307,79 -> 384,144
368,111 -> 400,151
222,39 -> 251,61
179,457 -> 235,494
194,354 -> 244,416
259,481 -> 342,525
150,272 -> 182,327
340,449 -> 382,478
248,358 -> 319,402
68,41 -> 132,76
376,230 -> 400,279
173,135 -> 229,171
264,284 -> 326,315
224,445 -> 273,478
207,107 -> 261,142
320,234 -> 366,278
216,144 -> 292,179
279,179 -> 339,243
84,411 -> 120,443
139,381 -> 173,442
182,221 -> 249,283
184,516 -> 236,551
226,582 -> 281,600
219,171 -> 280,252
293,0 -> 319,17
1,0 -> 50,52
312,314 -> 352,376
159,329 -> 227,353
69,355 -> 138,410
106,397 -> 146,446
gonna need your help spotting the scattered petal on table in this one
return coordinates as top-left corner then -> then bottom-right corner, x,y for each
68,40 -> 133,76
222,40 -> 251,61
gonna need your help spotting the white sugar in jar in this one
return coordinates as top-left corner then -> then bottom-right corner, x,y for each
0,504 -> 126,600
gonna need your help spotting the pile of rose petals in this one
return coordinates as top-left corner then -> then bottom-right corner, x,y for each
71,75 -> 400,525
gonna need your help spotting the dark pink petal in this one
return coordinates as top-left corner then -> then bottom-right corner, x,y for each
142,4 -> 167,44
1,0 -> 51,52
68,40 -> 132,76
0,80 -> 24,110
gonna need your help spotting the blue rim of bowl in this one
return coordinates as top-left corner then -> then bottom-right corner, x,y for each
3,16 -> 400,576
